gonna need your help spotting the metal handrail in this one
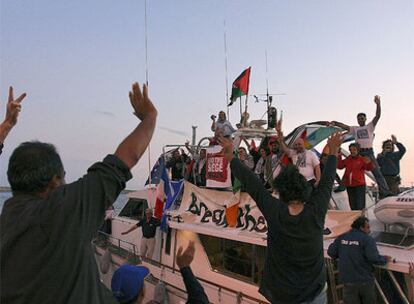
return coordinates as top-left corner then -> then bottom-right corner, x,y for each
95,232 -> 268,304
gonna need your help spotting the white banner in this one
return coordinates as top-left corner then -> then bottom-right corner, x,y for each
168,182 -> 361,241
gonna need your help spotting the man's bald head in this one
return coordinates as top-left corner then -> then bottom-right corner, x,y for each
294,138 -> 305,153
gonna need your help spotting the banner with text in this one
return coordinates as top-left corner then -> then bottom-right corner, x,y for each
205,145 -> 232,188
168,182 -> 361,240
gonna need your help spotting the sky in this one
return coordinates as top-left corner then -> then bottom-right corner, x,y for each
1,0 -> 413,189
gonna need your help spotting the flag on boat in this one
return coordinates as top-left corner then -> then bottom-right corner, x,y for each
153,158 -> 174,219
229,67 -> 251,106
145,150 -> 175,185
284,122 -> 344,150
160,180 -> 184,232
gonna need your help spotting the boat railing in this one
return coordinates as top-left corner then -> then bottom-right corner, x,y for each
95,232 -> 269,303
93,231 -> 140,264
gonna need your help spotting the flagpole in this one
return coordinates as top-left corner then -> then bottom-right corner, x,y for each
239,96 -> 242,118
144,0 -> 153,192
223,20 -> 230,119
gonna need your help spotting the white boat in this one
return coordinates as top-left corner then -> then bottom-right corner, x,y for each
95,123 -> 414,304
374,188 -> 414,229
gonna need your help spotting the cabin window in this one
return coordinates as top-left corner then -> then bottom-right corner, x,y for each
118,198 -> 148,221
198,234 -> 265,285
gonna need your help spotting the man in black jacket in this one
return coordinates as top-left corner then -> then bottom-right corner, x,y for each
1,82 -> 157,304
328,216 -> 390,304
218,129 -> 343,304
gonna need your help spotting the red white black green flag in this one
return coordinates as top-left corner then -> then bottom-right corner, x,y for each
229,67 -> 251,106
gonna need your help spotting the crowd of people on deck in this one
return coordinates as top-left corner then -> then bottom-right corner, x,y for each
0,84 -> 412,304
165,95 -> 406,214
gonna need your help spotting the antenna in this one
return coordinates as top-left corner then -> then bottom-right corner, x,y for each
223,20 -> 230,118
144,0 -> 152,186
144,0 -> 149,85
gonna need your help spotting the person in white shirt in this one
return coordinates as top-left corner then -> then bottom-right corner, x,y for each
211,111 -> 236,137
277,126 -> 321,188
329,95 -> 391,198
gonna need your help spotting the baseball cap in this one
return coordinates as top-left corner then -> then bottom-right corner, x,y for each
111,264 -> 150,303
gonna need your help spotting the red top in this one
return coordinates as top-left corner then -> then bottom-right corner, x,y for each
337,155 -> 374,187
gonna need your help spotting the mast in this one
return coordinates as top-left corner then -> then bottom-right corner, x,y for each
223,20 -> 230,118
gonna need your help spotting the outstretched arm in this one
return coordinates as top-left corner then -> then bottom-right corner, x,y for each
275,119 -> 290,154
310,132 -> 343,216
177,241 -> 209,304
0,86 -> 27,145
218,135 -> 277,222
372,95 -> 381,126
121,223 -> 140,235
392,135 -> 406,159
328,121 -> 350,131
114,83 -> 157,169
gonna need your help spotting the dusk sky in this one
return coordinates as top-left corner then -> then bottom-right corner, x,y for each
1,0 -> 413,189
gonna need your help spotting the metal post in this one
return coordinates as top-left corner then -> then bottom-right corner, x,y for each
374,278 -> 390,304
191,126 -> 197,146
386,270 -> 410,304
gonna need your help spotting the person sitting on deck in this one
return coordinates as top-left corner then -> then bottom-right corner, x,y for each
0,86 -> 26,156
211,111 -> 236,137
218,125 -> 343,304
337,143 -> 374,210
376,135 -> 406,195
0,82 -> 157,304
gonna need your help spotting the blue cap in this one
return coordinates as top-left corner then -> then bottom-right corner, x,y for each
111,264 -> 150,303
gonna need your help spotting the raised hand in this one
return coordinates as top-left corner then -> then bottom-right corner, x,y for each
176,241 -> 195,269
217,134 -> 234,161
391,135 -> 397,144
5,86 -> 27,127
327,132 -> 344,156
374,95 -> 381,105
129,82 -> 157,122
275,118 -> 283,137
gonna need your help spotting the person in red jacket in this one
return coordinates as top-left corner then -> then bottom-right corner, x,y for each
338,143 -> 374,210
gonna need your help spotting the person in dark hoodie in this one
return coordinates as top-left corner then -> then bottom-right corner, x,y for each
1,82 -> 157,304
218,119 -> 343,304
328,216 -> 391,304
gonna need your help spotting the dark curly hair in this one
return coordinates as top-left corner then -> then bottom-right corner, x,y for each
351,216 -> 369,230
8,141 -> 64,194
273,164 -> 310,203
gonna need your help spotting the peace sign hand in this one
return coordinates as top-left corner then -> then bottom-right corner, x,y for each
5,86 -> 27,127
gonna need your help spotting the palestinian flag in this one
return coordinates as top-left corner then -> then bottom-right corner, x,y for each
229,67 -> 251,106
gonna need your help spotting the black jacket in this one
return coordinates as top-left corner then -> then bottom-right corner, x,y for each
230,155 -> 336,304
